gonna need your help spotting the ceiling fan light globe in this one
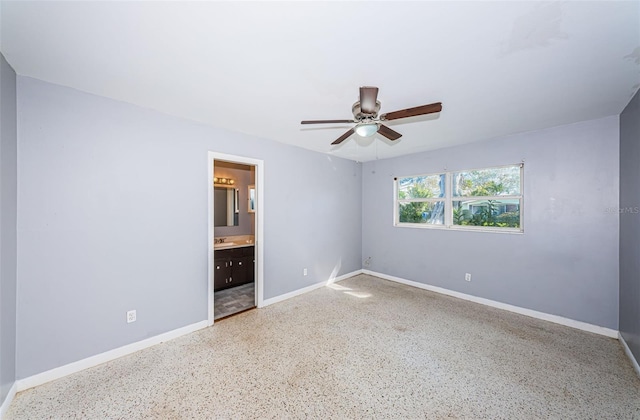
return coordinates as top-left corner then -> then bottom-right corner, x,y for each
355,123 -> 379,137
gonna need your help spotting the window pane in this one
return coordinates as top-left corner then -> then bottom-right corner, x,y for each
398,174 -> 445,199
452,199 -> 520,228
453,166 -> 520,197
399,201 -> 445,224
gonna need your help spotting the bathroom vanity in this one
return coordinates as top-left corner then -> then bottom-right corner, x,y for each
213,237 -> 255,291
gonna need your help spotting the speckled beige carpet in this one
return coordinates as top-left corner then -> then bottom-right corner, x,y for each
6,274 -> 640,419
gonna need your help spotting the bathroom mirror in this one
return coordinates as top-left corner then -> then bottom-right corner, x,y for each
214,187 -> 239,227
248,185 -> 256,213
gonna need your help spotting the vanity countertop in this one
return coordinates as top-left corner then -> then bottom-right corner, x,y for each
214,235 -> 255,250
214,241 -> 254,250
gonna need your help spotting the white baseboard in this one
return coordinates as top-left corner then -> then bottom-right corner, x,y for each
262,269 -> 363,307
0,381 -> 17,419
14,270 -> 363,395
16,320 -> 208,392
619,332 -> 640,378
362,270 -> 619,339
9,269 -> 624,401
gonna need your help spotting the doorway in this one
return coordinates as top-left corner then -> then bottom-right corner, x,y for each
207,152 -> 264,325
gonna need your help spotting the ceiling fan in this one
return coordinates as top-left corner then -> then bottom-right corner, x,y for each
301,86 -> 442,145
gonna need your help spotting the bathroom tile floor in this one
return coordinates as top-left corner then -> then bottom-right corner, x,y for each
214,282 -> 255,320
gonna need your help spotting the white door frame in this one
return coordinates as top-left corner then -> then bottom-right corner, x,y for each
207,151 -> 265,326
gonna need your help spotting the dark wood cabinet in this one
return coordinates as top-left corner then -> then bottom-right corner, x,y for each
247,253 -> 255,285
214,246 -> 255,291
214,258 -> 232,291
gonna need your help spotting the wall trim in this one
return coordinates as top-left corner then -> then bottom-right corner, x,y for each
362,270 -> 619,339
0,382 -> 18,419
619,332 -> 640,379
262,269 -> 363,307
13,269 -> 362,395
9,270 -> 625,399
16,320 -> 208,393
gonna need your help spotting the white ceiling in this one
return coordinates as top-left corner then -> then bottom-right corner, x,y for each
2,1 -> 639,162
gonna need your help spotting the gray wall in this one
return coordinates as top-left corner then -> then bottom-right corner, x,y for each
0,54 -> 18,406
16,76 -> 362,378
620,89 -> 640,362
362,116 -> 620,329
10,72 -> 627,382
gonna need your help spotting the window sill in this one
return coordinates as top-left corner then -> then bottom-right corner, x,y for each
393,223 -> 524,235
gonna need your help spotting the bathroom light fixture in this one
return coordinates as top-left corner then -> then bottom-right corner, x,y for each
214,177 -> 235,185
355,123 -> 379,137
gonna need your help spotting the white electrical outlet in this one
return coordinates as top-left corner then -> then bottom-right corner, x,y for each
303,268 -> 308,276
127,310 -> 137,323
465,273 -> 472,282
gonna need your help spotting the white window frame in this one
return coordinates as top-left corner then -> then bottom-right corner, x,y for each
393,163 -> 524,234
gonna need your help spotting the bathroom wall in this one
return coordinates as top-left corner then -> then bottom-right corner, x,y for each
213,161 -> 253,237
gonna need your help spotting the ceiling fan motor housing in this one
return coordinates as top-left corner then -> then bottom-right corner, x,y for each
352,101 -> 381,121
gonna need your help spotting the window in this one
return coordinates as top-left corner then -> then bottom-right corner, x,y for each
397,174 -> 446,225
394,164 -> 523,232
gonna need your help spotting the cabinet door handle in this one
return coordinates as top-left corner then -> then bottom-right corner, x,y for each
216,266 -> 220,269
238,262 -> 242,266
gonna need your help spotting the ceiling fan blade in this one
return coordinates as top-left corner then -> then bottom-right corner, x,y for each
301,119 -> 354,124
359,86 -> 379,114
381,102 -> 442,121
377,124 -> 402,141
331,128 -> 355,145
